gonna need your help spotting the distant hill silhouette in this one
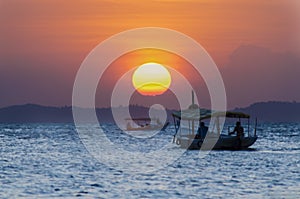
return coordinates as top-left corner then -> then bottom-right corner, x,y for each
0,104 -> 174,123
233,101 -> 300,122
0,101 -> 299,123
0,104 -> 73,123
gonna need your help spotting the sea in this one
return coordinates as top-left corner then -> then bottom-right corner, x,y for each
0,123 -> 299,198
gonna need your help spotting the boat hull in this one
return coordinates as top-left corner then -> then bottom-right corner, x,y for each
176,135 -> 257,150
126,122 -> 169,131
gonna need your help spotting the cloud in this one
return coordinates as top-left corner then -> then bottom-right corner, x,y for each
221,45 -> 300,108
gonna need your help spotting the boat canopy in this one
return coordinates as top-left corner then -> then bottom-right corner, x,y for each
172,108 -> 250,121
172,108 -> 212,120
125,118 -> 152,121
201,111 -> 250,120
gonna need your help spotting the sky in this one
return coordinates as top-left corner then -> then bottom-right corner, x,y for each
0,0 -> 300,109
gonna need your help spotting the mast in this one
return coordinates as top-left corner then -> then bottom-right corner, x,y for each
191,90 -> 195,135
192,90 -> 195,105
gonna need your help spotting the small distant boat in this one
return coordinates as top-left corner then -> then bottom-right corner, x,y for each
172,93 -> 258,150
125,118 -> 169,131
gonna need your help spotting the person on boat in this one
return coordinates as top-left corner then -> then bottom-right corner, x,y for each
229,121 -> 244,138
126,122 -> 132,130
157,118 -> 162,125
230,121 -> 244,149
198,122 -> 208,139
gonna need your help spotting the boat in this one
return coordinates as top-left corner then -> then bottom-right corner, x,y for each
125,117 -> 169,131
172,97 -> 258,150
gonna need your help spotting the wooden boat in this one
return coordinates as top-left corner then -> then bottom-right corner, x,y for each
125,118 -> 169,131
172,104 -> 258,150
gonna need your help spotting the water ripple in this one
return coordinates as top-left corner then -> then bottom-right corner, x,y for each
0,123 -> 299,198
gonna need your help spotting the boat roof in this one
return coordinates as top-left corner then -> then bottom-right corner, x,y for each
125,118 -> 152,121
172,108 -> 250,120
202,111 -> 250,119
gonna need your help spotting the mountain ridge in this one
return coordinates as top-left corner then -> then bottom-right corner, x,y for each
233,101 -> 300,122
0,101 -> 299,123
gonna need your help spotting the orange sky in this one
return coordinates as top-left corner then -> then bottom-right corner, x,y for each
0,0 -> 299,108
1,0 -> 298,62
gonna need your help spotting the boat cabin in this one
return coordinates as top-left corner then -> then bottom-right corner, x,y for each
172,106 -> 258,150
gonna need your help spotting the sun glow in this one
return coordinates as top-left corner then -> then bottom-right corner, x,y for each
132,63 -> 171,96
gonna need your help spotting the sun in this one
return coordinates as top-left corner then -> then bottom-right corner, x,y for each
132,62 -> 171,96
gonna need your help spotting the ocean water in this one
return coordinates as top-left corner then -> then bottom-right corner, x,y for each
0,123 -> 299,198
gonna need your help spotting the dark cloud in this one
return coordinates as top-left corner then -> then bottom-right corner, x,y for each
221,45 -> 300,108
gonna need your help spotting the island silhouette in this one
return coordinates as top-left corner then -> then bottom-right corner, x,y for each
0,101 -> 299,123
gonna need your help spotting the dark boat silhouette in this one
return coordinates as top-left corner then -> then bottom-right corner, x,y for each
172,93 -> 257,150
125,117 -> 169,131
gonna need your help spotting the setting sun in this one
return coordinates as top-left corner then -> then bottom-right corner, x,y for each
132,63 -> 171,96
